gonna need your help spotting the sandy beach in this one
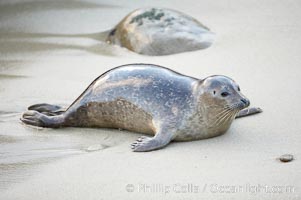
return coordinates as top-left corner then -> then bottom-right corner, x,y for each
0,0 -> 300,199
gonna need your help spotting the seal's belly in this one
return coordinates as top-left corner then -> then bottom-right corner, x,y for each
75,99 -> 156,135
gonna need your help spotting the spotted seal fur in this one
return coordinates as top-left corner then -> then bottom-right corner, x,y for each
21,64 -> 262,152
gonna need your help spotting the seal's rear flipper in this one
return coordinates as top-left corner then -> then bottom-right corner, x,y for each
21,110 -> 64,128
235,107 -> 262,119
28,103 -> 65,116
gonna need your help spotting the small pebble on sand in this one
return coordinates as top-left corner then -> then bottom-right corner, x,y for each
279,154 -> 294,162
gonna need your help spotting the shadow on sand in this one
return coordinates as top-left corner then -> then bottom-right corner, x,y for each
0,31 -> 123,56
0,0 -> 120,16
0,0 -> 122,56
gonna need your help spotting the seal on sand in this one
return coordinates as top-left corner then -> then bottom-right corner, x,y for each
106,8 -> 214,55
21,64 -> 262,152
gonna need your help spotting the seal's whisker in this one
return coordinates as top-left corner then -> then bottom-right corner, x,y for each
217,111 -> 233,125
219,113 -> 232,126
228,111 -> 238,122
211,112 -> 226,124
220,115 -> 232,126
223,111 -> 237,125
215,115 -> 228,126
212,108 -> 231,119
217,110 -> 238,126
213,109 -> 230,123
214,110 -> 232,125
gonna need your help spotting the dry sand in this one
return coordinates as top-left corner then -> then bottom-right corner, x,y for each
0,0 -> 300,199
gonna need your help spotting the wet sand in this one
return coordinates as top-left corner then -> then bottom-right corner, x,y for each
0,0 -> 300,199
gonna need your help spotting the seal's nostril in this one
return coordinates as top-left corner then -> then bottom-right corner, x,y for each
241,99 -> 248,105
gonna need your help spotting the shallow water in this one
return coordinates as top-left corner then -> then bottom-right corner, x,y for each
0,97 -> 130,190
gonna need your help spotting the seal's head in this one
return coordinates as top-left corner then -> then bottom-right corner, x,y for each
201,75 -> 250,110
198,75 -> 250,134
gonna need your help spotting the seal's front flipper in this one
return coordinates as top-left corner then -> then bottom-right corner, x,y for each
131,129 -> 173,152
28,103 -> 65,116
235,107 -> 262,119
21,110 -> 64,128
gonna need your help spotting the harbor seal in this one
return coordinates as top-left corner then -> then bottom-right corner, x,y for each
106,8 -> 214,55
21,64 -> 262,152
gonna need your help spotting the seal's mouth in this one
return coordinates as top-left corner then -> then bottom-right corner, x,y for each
230,98 -> 250,110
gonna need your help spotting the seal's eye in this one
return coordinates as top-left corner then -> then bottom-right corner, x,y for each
213,90 -> 216,95
221,92 -> 229,97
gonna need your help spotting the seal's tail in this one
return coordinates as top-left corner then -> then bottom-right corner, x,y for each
21,110 -> 65,128
28,103 -> 65,116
